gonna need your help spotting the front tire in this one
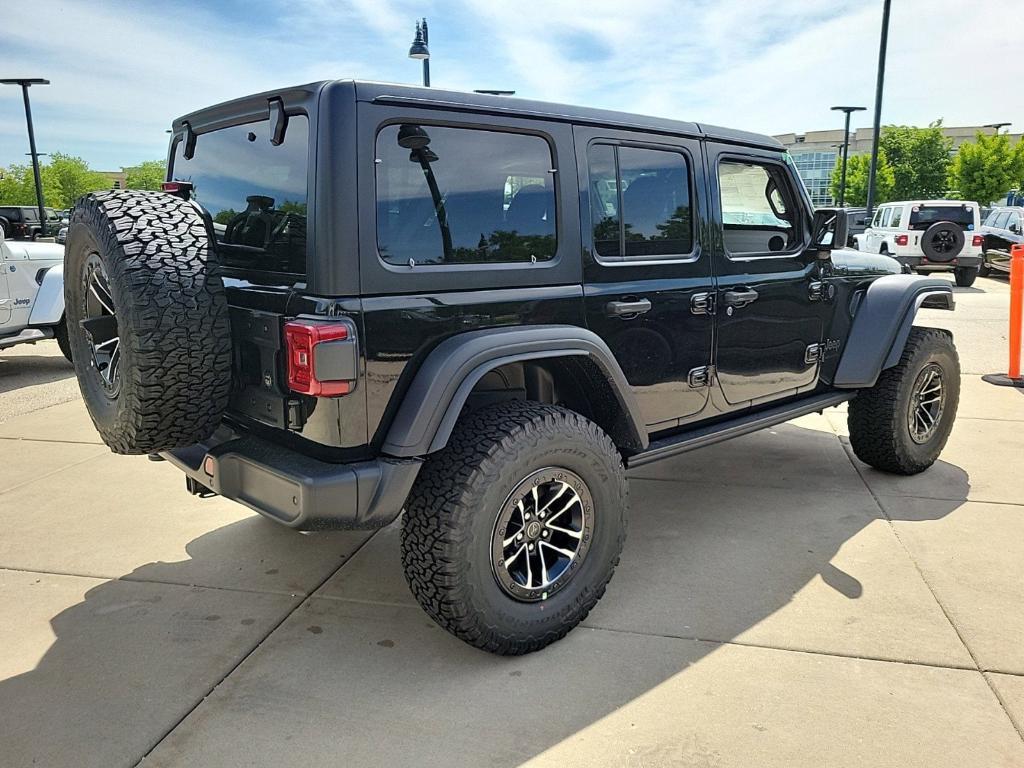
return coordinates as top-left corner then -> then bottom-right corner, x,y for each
53,317 -> 73,363
848,327 -> 959,475
954,266 -> 978,287
401,400 -> 628,655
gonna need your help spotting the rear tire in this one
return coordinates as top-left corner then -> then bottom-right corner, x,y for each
65,190 -> 232,454
848,327 -> 959,475
401,400 -> 627,655
978,260 -> 991,277
954,266 -> 978,287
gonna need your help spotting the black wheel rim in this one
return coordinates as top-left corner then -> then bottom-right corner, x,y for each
491,467 -> 594,602
81,253 -> 121,398
908,363 -> 945,444
932,229 -> 955,254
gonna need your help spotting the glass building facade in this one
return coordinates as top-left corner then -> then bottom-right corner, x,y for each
789,150 -> 837,207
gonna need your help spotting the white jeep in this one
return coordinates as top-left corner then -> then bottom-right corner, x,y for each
853,200 -> 984,287
0,227 -> 71,360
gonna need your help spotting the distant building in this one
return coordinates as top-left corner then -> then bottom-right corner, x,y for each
774,125 -> 1023,206
97,170 -> 127,190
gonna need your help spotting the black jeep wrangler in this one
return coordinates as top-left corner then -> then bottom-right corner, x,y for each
64,81 -> 959,655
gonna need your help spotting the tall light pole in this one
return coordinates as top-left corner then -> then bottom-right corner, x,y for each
831,105 -> 866,208
1,78 -> 50,235
865,0 -> 891,219
408,18 -> 430,87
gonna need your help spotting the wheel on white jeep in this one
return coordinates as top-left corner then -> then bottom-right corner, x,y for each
401,400 -> 627,655
65,190 -> 232,454
954,266 -> 978,287
848,327 -> 959,475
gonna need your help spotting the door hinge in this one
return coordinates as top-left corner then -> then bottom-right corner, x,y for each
688,365 -> 714,388
808,281 -> 824,301
690,292 -> 715,316
805,343 -> 825,364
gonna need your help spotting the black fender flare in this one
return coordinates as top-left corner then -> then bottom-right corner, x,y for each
833,274 -> 954,389
381,325 -> 648,457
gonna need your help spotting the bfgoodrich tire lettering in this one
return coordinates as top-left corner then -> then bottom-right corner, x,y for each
65,190 -> 232,454
847,327 -> 960,475
401,400 -> 628,655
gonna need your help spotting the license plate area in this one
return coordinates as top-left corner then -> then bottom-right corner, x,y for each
228,307 -> 302,430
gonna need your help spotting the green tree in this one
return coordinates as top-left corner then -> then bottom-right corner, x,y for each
830,150 -> 895,207
124,160 -> 166,191
948,132 -> 1024,205
47,153 -> 110,207
879,121 -> 952,200
0,162 -> 65,207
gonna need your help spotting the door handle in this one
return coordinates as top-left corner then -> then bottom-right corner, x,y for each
723,288 -> 759,309
605,298 -> 652,318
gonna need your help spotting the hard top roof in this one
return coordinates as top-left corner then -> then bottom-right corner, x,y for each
173,79 -> 784,152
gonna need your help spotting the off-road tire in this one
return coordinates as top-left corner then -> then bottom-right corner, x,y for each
978,260 -> 991,277
401,400 -> 628,655
954,266 -> 978,287
65,190 -> 232,454
848,327 -> 959,475
53,317 -> 72,363
0,217 -> 9,238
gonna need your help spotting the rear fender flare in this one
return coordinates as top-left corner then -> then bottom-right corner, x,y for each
833,274 -> 954,389
27,263 -> 65,326
381,325 -> 648,457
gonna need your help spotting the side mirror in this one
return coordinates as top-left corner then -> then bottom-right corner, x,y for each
811,208 -> 847,256
1010,223 -> 1020,235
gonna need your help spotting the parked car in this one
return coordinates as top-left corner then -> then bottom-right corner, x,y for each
63,81 -> 959,655
853,200 -> 983,286
979,206 -> 1023,276
844,207 -> 869,247
0,206 -> 62,240
56,225 -> 68,245
0,226 -> 71,359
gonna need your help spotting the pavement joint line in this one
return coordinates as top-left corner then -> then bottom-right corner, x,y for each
131,527 -> 382,767
582,623 -> 979,673
0,435 -> 104,445
307,593 -> 422,609
839,439 -> 1024,744
0,564 -> 340,599
0,450 -> 107,497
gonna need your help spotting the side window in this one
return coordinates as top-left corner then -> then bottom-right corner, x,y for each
718,160 -> 798,255
994,212 -> 1010,230
881,206 -> 893,228
871,208 -> 882,228
890,206 -> 903,228
587,143 -> 693,259
375,124 -> 556,267
1008,213 -> 1022,232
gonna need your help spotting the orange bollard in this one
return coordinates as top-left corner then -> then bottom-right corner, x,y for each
984,243 -> 1024,387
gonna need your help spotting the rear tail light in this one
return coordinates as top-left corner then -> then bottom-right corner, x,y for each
972,235 -> 983,247
284,320 -> 357,397
895,234 -> 909,246
161,181 -> 193,200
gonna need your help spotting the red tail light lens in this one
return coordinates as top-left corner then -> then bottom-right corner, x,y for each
161,181 -> 193,200
284,321 -> 355,397
895,234 -> 909,246
972,235 -> 983,247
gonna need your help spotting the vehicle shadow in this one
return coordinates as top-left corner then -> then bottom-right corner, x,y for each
0,424 -> 971,768
0,347 -> 74,395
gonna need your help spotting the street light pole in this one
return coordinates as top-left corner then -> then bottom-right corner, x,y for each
408,18 -> 430,87
865,0 -> 891,219
1,78 -> 50,235
984,122 -> 1011,135
831,105 -> 866,208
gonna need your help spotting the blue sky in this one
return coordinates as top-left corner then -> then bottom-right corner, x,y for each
2,0 -> 1020,171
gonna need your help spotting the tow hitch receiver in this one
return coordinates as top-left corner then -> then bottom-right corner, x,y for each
186,476 -> 216,498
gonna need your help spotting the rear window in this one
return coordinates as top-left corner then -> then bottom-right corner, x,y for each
908,204 -> 975,231
170,115 -> 309,277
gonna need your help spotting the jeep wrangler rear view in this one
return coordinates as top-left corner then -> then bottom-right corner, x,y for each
64,81 -> 959,655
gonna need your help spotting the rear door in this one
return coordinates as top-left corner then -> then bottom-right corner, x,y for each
575,126 -> 714,429
707,145 -> 824,408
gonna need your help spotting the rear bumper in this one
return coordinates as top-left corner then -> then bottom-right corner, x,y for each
161,426 -> 422,531
898,254 -> 982,270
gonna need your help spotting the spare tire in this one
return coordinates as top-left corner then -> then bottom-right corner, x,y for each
920,221 -> 964,262
64,190 -> 232,454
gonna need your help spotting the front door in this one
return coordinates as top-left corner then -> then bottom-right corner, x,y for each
576,127 -> 714,429
708,145 -> 824,408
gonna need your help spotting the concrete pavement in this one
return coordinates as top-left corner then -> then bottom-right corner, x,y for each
1,274 -> 1022,767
